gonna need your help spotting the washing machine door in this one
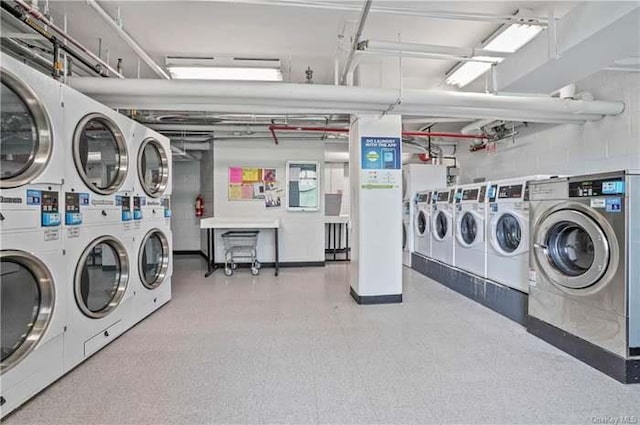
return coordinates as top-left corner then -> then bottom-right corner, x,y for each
415,209 -> 428,237
0,70 -> 53,189
532,207 -> 617,290
73,113 -> 128,195
490,210 -> 528,256
1,250 -> 55,373
456,210 -> 484,247
74,236 -> 129,318
432,209 -> 451,241
139,229 -> 171,289
138,138 -> 170,197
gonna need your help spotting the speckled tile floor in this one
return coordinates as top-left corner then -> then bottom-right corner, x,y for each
5,256 -> 640,425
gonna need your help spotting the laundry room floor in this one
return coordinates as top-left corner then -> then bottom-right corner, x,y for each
5,256 -> 640,425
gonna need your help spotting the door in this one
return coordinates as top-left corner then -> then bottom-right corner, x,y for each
0,70 -> 52,188
73,113 -> 128,195
137,138 -> 169,197
490,210 -> 527,256
415,209 -> 427,237
138,229 -> 170,289
74,236 -> 129,318
432,209 -> 451,241
0,251 -> 55,372
532,207 -> 616,290
456,210 -> 484,247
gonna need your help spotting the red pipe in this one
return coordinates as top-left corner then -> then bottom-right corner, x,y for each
267,125 -> 487,144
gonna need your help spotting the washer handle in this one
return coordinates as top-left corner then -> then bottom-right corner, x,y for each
533,243 -> 548,250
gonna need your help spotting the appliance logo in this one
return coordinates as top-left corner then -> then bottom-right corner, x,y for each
0,196 -> 23,204
92,199 -> 114,206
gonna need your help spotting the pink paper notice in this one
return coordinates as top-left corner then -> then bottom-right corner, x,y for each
229,167 -> 243,184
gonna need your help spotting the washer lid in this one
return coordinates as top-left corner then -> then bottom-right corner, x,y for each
533,209 -> 612,290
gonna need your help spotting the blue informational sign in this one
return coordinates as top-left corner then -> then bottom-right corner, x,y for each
606,197 -> 622,212
26,189 -> 41,205
361,137 -> 401,170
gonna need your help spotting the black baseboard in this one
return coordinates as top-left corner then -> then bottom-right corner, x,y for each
174,250 -> 208,260
350,286 -> 402,305
411,253 -> 528,325
527,315 -> 640,384
213,261 -> 325,268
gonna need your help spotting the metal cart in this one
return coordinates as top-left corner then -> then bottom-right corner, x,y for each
221,230 -> 261,276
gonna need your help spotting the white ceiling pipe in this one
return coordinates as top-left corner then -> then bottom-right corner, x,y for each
357,50 -> 501,63
86,0 -> 170,79
461,119 -> 498,135
361,40 -> 507,59
67,78 -> 623,118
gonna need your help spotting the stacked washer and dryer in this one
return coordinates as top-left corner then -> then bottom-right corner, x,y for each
0,53 -> 173,417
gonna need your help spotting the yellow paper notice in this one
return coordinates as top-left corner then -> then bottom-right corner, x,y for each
242,168 -> 260,182
229,185 -> 242,200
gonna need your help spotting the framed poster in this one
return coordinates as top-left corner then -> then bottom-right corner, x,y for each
286,161 -> 319,211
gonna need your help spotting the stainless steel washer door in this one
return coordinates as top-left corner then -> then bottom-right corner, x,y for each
73,113 -> 128,195
75,236 -> 129,318
0,250 -> 55,373
0,69 -> 52,189
138,229 -> 170,289
533,208 -> 616,290
137,138 -> 169,197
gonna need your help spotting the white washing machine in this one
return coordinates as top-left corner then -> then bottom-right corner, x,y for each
486,176 -> 551,293
63,224 -> 135,372
61,83 -> 136,228
1,53 -> 64,232
431,188 -> 456,266
0,230 -> 65,418
528,171 -> 639,359
413,191 -> 432,258
454,183 -> 488,277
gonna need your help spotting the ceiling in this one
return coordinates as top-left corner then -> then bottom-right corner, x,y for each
43,1 -> 575,88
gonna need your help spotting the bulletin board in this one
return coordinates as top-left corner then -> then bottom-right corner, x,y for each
287,161 -> 320,211
228,167 -> 277,201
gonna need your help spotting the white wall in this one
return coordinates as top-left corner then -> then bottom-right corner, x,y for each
171,161 -> 202,251
457,70 -> 640,183
323,162 -> 350,215
212,139 -> 325,263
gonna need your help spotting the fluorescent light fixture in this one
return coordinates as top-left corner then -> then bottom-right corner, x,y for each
168,66 -> 283,81
446,23 -> 543,87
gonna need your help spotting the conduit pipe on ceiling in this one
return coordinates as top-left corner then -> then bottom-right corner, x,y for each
340,0 -> 373,85
13,0 -> 124,78
66,78 -> 624,121
86,0 -> 170,79
359,40 -> 507,59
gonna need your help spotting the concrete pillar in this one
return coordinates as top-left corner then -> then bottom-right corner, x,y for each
349,114 -> 403,304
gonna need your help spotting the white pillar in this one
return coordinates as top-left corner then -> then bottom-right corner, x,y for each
349,114 -> 403,304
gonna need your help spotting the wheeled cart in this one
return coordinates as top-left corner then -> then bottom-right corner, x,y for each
221,230 -> 261,276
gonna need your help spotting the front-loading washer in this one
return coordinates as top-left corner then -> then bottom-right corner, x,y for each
413,191 -> 431,258
61,83 -> 136,228
63,224 -> 135,372
431,188 -> 456,266
0,230 -> 65,418
1,53 -> 64,233
528,171 -> 639,359
454,183 -> 488,277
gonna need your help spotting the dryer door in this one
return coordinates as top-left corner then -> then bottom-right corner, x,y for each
0,251 -> 55,373
490,210 -> 528,256
138,138 -> 170,197
415,209 -> 427,237
457,211 -> 484,247
74,236 -> 129,318
533,209 -> 614,290
139,229 -> 171,289
0,70 -> 52,189
432,209 -> 451,241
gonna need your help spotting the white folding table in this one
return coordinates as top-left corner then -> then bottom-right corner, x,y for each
200,218 -> 281,277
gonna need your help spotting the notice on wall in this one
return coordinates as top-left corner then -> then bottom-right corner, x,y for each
264,181 -> 284,208
360,137 -> 401,189
287,161 -> 319,211
228,167 -> 277,201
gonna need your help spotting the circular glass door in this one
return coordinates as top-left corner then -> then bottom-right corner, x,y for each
138,229 -> 170,289
0,70 -> 52,189
459,212 -> 478,245
416,210 -> 427,236
495,213 -> 521,253
533,208 -> 613,290
402,223 -> 407,249
1,251 -> 55,373
137,138 -> 169,197
434,211 -> 448,240
73,113 -> 128,195
75,236 -> 129,318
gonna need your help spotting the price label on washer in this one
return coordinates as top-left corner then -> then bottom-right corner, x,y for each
528,269 -> 537,287
590,198 -> 606,208
123,223 -> 131,231
66,227 -> 80,239
44,228 -> 60,241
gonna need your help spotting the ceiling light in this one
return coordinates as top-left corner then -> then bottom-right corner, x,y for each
445,23 -> 543,88
167,66 -> 283,81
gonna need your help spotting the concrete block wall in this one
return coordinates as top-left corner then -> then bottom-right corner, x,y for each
456,70 -> 640,183
170,161 -> 202,251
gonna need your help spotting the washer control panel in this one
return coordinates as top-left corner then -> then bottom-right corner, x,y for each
27,190 -> 61,227
133,196 -> 143,220
116,195 -> 132,221
569,177 -> 625,197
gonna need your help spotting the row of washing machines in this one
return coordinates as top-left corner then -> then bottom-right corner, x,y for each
1,53 -> 174,417
412,171 -> 639,361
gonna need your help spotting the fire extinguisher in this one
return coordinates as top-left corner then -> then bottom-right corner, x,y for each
195,194 -> 204,217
